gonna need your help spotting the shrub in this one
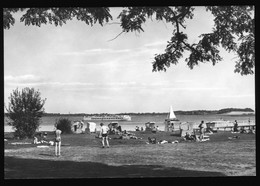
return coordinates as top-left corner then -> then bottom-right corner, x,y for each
6,87 -> 46,139
55,118 -> 72,134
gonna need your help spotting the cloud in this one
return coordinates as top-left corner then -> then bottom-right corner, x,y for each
174,80 -> 194,83
144,41 -> 166,48
5,79 -> 140,92
62,81 -> 138,91
154,87 -> 227,91
212,94 -> 255,98
4,75 -> 227,94
106,81 -> 137,86
4,75 -> 95,87
57,48 -> 131,56
17,82 -> 95,88
5,74 -> 43,83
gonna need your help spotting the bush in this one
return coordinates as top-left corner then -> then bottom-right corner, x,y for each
6,87 -> 46,139
55,118 -> 72,134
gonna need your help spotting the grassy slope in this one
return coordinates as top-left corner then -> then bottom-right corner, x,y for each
4,131 -> 256,178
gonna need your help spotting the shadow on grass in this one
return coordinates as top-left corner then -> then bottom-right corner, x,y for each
39,153 -> 54,157
4,156 -> 225,179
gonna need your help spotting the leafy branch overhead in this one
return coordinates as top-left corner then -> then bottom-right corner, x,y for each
3,6 -> 255,75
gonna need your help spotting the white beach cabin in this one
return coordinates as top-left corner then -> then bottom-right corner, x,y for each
72,121 -> 84,133
86,122 -> 97,133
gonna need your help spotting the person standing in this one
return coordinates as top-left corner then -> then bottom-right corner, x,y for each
100,123 -> 109,148
54,128 -> 62,157
233,120 -> 238,132
199,120 -> 206,140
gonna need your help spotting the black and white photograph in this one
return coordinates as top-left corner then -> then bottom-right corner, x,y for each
4,6 -> 255,178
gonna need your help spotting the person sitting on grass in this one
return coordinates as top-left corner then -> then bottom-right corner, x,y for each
99,123 -> 110,148
117,125 -> 122,133
33,133 -> 48,144
41,132 -> 49,143
156,126 -> 160,131
33,136 -> 41,144
240,127 -> 247,134
157,139 -> 179,144
148,137 -> 157,144
191,132 -> 199,141
248,128 -> 255,134
158,140 -> 168,144
152,127 -> 157,133
184,132 -> 195,141
135,126 -> 140,131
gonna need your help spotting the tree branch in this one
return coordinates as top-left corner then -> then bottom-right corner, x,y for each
105,22 -> 121,25
181,40 -> 200,54
107,31 -> 125,41
179,22 -> 186,29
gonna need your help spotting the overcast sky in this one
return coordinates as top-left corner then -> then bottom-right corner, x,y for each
4,7 -> 255,114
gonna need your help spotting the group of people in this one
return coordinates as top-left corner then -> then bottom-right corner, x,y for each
233,120 -> 255,134
152,126 -> 160,133
33,128 -> 62,157
33,132 -> 49,144
147,137 -> 179,144
190,119 -> 255,142
38,119 -> 254,157
120,130 -> 142,139
135,125 -> 160,132
49,121 -> 208,156
135,126 -> 143,131
183,132 -> 198,141
182,120 -> 208,142
108,124 -> 122,135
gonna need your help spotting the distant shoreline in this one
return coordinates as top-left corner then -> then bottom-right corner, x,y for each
4,112 -> 255,117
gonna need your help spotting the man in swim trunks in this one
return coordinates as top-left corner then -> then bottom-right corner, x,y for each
55,128 -> 62,156
100,123 -> 109,148
199,120 -> 206,141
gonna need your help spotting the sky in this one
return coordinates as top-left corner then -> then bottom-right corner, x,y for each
4,7 -> 255,114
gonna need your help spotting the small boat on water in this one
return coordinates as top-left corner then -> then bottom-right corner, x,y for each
166,105 -> 179,122
83,114 -> 131,121
164,106 -> 181,132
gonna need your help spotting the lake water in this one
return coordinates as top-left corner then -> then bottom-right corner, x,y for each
4,114 -> 255,132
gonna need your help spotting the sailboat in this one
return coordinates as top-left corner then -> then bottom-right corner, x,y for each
166,106 -> 179,121
165,106 -> 180,132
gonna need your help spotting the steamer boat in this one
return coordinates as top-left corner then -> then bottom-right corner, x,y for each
83,114 -> 131,121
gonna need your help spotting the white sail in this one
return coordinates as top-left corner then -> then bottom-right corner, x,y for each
165,105 -> 179,132
168,105 -> 177,119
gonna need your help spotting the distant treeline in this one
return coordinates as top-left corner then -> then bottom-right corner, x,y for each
123,108 -> 254,115
176,108 -> 254,115
216,108 -> 254,114
5,107 -> 253,117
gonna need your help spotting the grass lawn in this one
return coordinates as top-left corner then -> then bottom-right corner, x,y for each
4,130 -> 256,178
